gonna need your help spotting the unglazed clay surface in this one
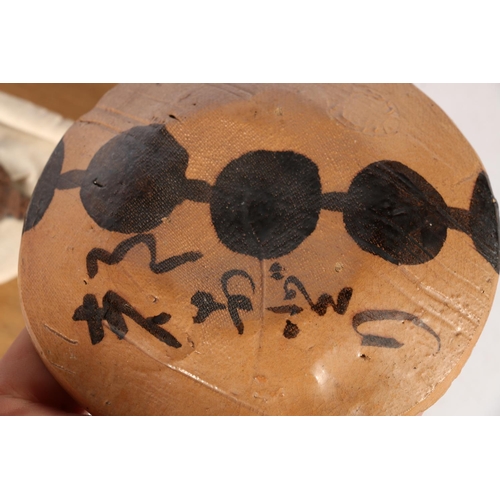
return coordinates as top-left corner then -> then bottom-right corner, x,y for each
19,84 -> 500,415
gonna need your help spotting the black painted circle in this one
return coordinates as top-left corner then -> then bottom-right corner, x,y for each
80,125 -> 190,234
210,150 -> 322,259
24,139 -> 65,232
343,160 -> 448,265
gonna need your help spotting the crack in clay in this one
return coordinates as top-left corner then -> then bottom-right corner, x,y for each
360,254 -> 477,330
383,271 -> 479,329
47,360 -> 76,375
400,267 -> 485,312
401,315 -> 489,416
260,259 -> 266,349
95,105 -> 150,125
404,232 -> 485,293
408,135 -> 457,174
135,91 -> 177,105
121,334 -> 266,415
79,120 -> 123,133
368,265 -> 461,331
251,258 -> 267,393
178,91 -> 193,103
223,83 -> 255,97
455,172 -> 480,187
206,83 -> 254,99
43,324 -> 78,345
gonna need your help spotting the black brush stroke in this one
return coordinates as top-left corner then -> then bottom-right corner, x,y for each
86,233 -> 202,278
283,276 -> 352,316
352,309 -> 441,351
267,305 -> 304,316
73,290 -> 181,348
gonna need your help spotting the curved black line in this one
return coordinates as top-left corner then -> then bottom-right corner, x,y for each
221,269 -> 256,297
352,309 -> 441,352
86,233 -> 202,278
191,291 -> 226,324
283,277 -> 352,316
283,276 -> 313,305
311,288 -> 353,316
220,269 -> 255,335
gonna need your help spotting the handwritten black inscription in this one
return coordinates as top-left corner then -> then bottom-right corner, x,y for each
283,320 -> 300,339
282,276 -> 353,316
86,234 -> 202,278
269,262 -> 285,280
73,290 -> 181,348
191,269 -> 255,335
191,292 -> 226,323
352,310 -> 441,352
266,269 -> 353,339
